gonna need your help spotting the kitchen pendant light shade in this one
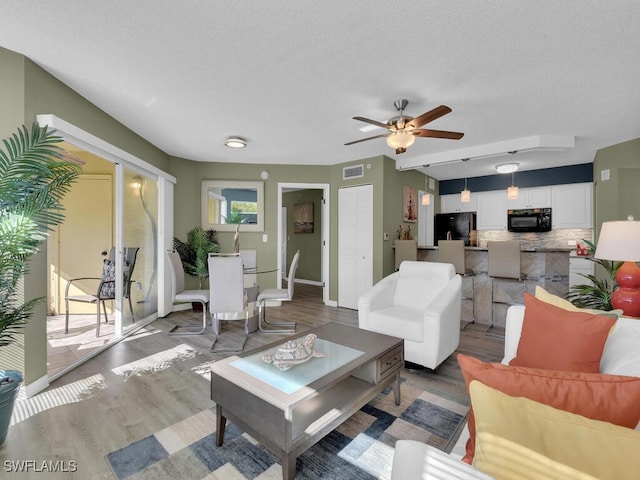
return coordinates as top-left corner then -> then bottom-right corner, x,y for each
507,171 -> 519,199
460,188 -> 471,203
421,193 -> 431,206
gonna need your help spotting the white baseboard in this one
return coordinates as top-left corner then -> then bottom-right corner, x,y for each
24,374 -> 49,398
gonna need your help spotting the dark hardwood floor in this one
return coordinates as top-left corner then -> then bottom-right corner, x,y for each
1,283 -> 504,479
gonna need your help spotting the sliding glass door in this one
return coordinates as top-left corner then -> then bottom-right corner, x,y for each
119,166 -> 159,332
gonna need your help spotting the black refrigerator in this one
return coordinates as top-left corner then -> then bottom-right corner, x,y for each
435,212 -> 477,246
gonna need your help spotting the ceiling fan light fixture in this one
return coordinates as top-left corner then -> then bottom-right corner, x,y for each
224,137 -> 247,149
386,131 -> 415,150
495,162 -> 519,174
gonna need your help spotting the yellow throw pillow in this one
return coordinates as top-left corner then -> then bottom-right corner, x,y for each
535,285 -> 622,318
469,380 -> 640,480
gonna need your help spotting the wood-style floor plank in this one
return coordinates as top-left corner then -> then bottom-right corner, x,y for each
1,284 -> 503,479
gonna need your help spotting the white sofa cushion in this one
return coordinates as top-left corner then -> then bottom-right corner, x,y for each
392,440 -> 495,480
600,317 -> 640,376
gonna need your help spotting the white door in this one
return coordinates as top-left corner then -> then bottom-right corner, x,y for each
338,184 -> 373,309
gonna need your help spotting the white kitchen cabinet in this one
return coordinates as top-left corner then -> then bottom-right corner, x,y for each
551,183 -> 593,229
507,186 -> 551,209
440,193 -> 477,213
569,255 -> 594,289
476,190 -> 508,230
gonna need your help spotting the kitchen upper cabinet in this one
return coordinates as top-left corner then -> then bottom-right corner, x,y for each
441,193 -> 477,213
507,186 -> 551,209
551,183 -> 593,229
476,190 -> 508,230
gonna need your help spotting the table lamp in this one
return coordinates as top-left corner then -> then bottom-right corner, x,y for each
594,217 -> 640,317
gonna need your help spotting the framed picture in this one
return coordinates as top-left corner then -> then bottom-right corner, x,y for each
403,186 -> 417,223
294,202 -> 314,233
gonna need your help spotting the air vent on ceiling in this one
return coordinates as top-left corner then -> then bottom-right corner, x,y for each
343,164 -> 364,180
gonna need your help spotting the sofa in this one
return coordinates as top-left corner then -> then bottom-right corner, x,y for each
391,302 -> 640,480
358,261 -> 461,370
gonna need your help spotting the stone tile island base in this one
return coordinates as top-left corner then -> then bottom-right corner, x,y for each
418,248 -> 570,327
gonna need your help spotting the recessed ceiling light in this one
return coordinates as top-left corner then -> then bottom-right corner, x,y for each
224,137 -> 246,148
495,162 -> 519,174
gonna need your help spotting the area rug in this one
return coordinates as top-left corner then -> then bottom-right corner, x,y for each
106,376 -> 468,479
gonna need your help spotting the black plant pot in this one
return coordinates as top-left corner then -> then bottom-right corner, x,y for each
0,370 -> 22,445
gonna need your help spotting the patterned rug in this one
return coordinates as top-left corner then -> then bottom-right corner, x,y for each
106,376 -> 468,479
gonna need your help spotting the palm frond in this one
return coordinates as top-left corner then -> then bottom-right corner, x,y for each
0,122 -> 81,348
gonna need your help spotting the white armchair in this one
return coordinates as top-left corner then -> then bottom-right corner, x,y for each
358,261 -> 462,370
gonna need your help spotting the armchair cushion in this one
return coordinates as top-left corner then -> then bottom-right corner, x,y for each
393,261 -> 456,309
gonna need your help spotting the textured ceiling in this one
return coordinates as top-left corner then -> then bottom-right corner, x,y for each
1,1 -> 639,180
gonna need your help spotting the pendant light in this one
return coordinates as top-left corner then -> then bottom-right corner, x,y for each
421,175 -> 431,205
507,171 -> 519,199
460,158 -> 471,203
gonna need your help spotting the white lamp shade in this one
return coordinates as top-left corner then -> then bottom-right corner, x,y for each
460,188 -> 471,203
386,132 -> 416,149
594,220 -> 640,262
421,193 -> 430,205
507,185 -> 519,199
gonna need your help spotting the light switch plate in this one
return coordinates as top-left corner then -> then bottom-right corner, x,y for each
601,169 -> 610,181
262,234 -> 268,243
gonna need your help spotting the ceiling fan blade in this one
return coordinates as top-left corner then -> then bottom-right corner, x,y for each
412,129 -> 464,140
406,105 -> 452,129
353,116 -> 392,130
344,133 -> 390,146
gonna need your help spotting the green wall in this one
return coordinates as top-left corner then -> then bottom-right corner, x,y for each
169,159 -> 332,289
282,190 -> 323,283
0,47 -> 170,386
593,138 -> 640,239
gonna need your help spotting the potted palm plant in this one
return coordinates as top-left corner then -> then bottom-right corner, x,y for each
173,226 -> 221,289
0,123 -> 81,445
566,239 -> 623,311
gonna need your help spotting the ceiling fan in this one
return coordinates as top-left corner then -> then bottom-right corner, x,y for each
345,99 -> 464,154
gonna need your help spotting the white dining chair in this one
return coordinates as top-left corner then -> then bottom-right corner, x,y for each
209,253 -> 249,352
256,250 -> 300,333
166,251 -> 210,335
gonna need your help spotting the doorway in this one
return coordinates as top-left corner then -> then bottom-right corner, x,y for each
278,183 -> 330,306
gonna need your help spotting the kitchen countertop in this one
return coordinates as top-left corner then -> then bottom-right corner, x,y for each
417,245 -> 573,253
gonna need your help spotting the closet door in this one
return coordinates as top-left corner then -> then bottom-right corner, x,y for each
338,184 -> 373,309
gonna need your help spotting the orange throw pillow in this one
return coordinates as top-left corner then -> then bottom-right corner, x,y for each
458,354 -> 640,465
509,293 -> 616,372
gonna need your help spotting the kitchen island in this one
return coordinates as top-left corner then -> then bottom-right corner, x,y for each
418,246 -> 571,327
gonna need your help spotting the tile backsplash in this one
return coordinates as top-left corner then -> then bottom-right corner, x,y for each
477,228 -> 593,250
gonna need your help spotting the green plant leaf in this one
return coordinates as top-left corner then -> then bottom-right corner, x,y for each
0,122 -> 81,348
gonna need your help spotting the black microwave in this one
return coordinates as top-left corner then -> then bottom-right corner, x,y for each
507,208 -> 552,232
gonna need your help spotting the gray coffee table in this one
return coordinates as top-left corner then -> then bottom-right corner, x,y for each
210,323 -> 403,480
